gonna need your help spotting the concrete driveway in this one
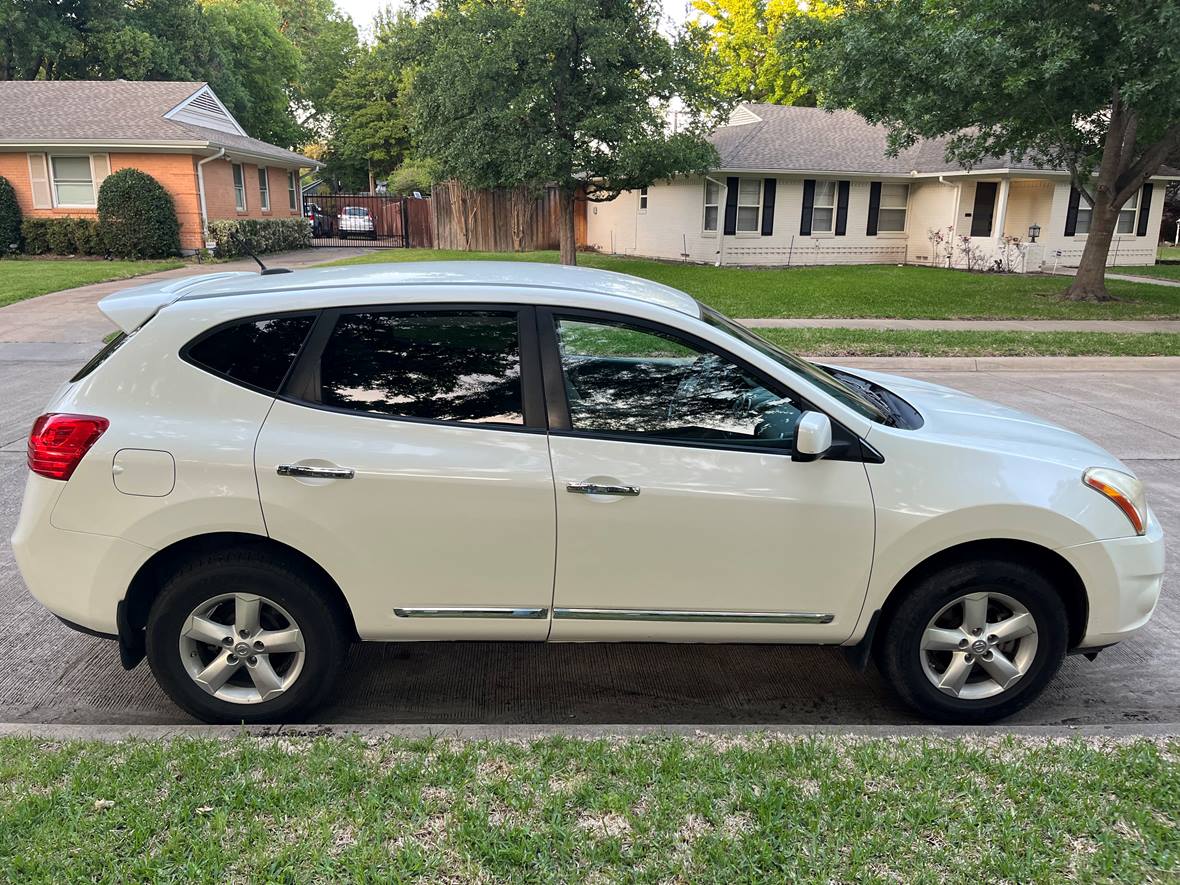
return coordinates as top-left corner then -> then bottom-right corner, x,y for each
0,288 -> 1176,724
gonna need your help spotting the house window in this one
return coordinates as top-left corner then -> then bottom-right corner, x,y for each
639,187 -> 648,212
258,168 -> 270,211
1075,193 -> 1093,235
703,180 -> 721,231
50,156 -> 95,207
1117,190 -> 1139,234
877,183 -> 909,232
736,178 -> 761,232
288,172 -> 298,211
232,163 -> 247,211
811,180 -> 836,232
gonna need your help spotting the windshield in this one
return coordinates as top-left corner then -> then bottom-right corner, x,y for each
700,307 -> 891,424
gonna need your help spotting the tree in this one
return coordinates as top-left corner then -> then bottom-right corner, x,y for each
409,0 -> 725,265
786,0 -> 1180,301
271,0 -> 360,136
687,0 -> 839,105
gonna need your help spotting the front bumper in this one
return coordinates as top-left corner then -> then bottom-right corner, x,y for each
11,474 -> 153,635
1058,513 -> 1166,648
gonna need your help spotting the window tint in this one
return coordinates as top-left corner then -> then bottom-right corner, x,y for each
318,311 -> 523,425
555,317 -> 801,447
187,315 -> 314,392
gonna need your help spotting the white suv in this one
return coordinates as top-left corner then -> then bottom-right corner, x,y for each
12,263 -> 1164,724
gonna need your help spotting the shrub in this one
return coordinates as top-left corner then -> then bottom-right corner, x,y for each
386,160 -> 437,196
0,175 -> 21,255
97,168 -> 180,258
20,217 -> 104,256
207,218 -> 310,258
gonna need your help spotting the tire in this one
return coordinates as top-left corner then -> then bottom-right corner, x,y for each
877,559 -> 1068,723
146,548 -> 350,724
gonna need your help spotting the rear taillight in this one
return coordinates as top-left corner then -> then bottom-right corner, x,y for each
27,413 -> 109,481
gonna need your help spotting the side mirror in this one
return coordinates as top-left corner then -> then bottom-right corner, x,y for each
792,411 -> 832,462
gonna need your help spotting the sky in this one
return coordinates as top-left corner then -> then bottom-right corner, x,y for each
333,0 -> 693,39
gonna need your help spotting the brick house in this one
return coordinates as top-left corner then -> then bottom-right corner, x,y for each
0,80 -> 319,253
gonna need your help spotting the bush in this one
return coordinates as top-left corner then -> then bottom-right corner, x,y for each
19,217 -> 104,256
386,160 -> 437,196
0,175 -> 21,255
97,168 -> 180,258
207,218 -> 310,258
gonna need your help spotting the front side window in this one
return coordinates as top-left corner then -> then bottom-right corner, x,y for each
812,180 -> 837,232
317,311 -> 523,425
232,163 -> 246,211
1075,192 -> 1093,234
186,315 -> 315,392
736,178 -> 761,232
258,168 -> 270,211
877,183 -> 909,232
1117,190 -> 1138,234
51,156 -> 95,207
703,180 -> 721,231
554,316 -> 801,447
288,171 -> 298,211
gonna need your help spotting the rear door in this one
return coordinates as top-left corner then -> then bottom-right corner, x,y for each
254,305 -> 555,641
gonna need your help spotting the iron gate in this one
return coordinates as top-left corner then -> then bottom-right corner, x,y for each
303,193 -> 412,248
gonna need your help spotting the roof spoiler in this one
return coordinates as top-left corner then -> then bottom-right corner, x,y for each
97,272 -> 254,333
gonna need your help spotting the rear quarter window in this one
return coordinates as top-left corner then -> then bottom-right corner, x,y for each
184,314 -> 315,393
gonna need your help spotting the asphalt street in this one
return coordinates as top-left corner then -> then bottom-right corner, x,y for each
0,340 -> 1176,725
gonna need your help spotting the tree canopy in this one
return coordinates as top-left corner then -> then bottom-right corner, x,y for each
408,0 -> 726,264
786,0 -> 1180,300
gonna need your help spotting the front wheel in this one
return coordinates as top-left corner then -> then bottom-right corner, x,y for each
877,559 -> 1068,723
146,549 -> 350,724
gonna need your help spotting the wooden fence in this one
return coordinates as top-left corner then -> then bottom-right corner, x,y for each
431,181 -> 585,253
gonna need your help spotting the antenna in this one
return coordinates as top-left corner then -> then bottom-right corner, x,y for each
230,232 -> 292,275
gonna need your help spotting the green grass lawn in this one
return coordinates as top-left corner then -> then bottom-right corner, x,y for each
1157,244 -> 1180,262
1,734 -> 1175,882
327,248 -> 1180,319
1119,264 -> 1180,281
0,257 -> 185,308
760,328 -> 1180,357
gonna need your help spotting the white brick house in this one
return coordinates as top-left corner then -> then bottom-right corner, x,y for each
585,104 -> 1177,270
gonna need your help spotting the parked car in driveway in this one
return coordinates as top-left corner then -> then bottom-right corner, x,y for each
337,206 -> 375,239
12,263 -> 1164,724
304,202 -> 331,238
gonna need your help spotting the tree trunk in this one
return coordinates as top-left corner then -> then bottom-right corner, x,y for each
558,188 -> 577,266
1064,198 -> 1119,302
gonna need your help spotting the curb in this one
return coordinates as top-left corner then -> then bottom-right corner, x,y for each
1,722 -> 1177,742
815,355 -> 1180,373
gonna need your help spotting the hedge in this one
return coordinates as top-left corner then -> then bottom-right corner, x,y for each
97,168 -> 180,259
20,218 -> 105,256
207,218 -> 310,258
0,175 -> 21,255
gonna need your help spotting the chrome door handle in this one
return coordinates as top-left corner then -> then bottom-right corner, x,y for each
566,481 -> 640,497
277,464 -> 355,479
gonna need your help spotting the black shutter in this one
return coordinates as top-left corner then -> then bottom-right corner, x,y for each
1064,186 -> 1081,237
866,181 -> 882,236
800,179 -> 815,235
834,180 -> 850,236
761,178 -> 776,236
723,176 -> 739,236
1137,183 -> 1153,236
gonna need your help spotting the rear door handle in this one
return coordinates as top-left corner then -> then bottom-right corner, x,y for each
566,481 -> 640,497
277,464 -> 355,479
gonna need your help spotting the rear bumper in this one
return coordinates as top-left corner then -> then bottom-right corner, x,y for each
11,474 -> 153,635
1058,514 -> 1166,648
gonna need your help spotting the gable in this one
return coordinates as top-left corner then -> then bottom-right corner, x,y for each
164,86 -> 246,136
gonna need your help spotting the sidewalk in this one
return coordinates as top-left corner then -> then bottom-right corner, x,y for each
0,247 -> 363,344
738,317 -> 1180,333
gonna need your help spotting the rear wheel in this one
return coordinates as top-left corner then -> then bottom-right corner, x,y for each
877,559 -> 1068,723
146,549 -> 349,724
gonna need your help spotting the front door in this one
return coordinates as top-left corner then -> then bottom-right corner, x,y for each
541,311 -> 875,643
255,306 -> 554,641
970,182 -> 998,237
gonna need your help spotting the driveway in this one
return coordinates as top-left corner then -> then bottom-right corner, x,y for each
0,284 -> 1176,724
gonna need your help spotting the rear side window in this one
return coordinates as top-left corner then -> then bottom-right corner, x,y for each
314,310 -> 523,425
186,315 -> 314,393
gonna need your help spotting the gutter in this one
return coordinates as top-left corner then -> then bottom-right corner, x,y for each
196,148 -> 226,246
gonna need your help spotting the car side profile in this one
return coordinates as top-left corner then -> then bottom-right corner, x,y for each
12,262 -> 1164,724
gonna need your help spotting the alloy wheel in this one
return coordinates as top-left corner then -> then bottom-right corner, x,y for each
919,591 -> 1039,700
178,592 -> 306,704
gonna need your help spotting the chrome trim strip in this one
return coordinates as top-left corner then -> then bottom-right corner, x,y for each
393,606 -> 549,620
552,608 -> 834,624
